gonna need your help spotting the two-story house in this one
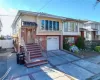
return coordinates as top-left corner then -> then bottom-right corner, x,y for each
12,10 -> 67,52
80,21 -> 99,40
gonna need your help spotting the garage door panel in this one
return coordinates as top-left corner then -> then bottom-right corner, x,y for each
47,36 -> 59,51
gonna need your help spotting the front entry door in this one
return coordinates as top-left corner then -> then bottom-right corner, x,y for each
27,29 -> 33,44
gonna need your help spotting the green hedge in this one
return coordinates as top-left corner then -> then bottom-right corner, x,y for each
75,36 -> 85,49
95,46 -> 100,52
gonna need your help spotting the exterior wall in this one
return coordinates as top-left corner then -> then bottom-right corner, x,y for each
21,15 -> 37,22
37,17 -> 62,35
37,35 -> 61,50
20,14 -> 63,50
83,31 -> 97,40
96,26 -> 100,35
21,15 -> 62,35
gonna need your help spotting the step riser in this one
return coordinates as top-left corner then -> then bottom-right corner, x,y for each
27,48 -> 41,50
30,54 -> 42,56
27,47 -> 40,49
26,45 -> 39,46
28,50 -> 41,53
30,55 -> 42,59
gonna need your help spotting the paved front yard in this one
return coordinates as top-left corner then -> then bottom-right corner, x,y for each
1,50 -> 100,80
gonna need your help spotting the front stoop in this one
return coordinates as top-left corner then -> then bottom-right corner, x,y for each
25,43 -> 48,68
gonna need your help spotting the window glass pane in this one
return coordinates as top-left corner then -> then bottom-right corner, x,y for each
56,22 -> 59,30
68,37 -> 74,43
68,22 -> 71,31
71,22 -> 74,31
45,20 -> 48,30
49,21 -> 52,30
64,22 -> 68,32
41,20 -> 45,30
53,21 -> 56,30
75,23 -> 78,32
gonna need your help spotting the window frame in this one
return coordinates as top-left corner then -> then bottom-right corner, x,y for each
41,20 -> 59,31
64,21 -> 79,32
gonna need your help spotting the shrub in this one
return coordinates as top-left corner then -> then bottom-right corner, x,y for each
75,36 -> 85,49
0,36 -> 5,40
95,46 -> 100,52
63,38 -> 70,51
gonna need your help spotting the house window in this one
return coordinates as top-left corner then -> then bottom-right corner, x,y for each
56,22 -> 59,30
64,22 -> 78,32
86,31 -> 90,38
49,21 -> 52,30
41,20 -> 45,30
64,22 -> 68,32
41,20 -> 59,31
45,20 -> 48,30
65,37 -> 75,43
53,21 -> 56,30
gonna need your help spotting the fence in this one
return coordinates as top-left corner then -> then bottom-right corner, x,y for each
0,40 -> 13,48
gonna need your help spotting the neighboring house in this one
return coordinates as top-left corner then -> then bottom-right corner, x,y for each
0,19 -> 2,36
12,10 -> 66,51
80,21 -> 100,40
63,19 -> 85,43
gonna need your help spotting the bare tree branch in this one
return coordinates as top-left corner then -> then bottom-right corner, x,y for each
94,0 -> 100,9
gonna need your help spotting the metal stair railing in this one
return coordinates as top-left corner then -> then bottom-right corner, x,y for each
21,37 -> 31,62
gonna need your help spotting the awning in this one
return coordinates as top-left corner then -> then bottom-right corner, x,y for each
80,27 -> 98,31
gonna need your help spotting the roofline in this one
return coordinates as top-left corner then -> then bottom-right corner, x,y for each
84,20 -> 100,24
11,10 -> 67,27
11,10 -> 100,28
64,18 -> 87,22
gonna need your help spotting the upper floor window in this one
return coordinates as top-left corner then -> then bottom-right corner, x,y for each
41,20 -> 45,30
64,22 -> 78,32
41,20 -> 59,31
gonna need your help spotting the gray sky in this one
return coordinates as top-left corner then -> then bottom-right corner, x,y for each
0,8 -> 17,36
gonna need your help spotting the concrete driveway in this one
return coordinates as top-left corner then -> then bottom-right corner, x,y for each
4,50 -> 100,80
46,50 -> 100,80
85,55 -> 100,66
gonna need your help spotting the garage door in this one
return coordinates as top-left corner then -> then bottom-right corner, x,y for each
47,36 -> 59,51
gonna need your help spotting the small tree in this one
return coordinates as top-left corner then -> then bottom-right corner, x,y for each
75,36 -> 85,49
0,36 -> 5,40
63,38 -> 70,51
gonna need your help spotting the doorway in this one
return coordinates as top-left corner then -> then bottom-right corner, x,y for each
27,29 -> 33,44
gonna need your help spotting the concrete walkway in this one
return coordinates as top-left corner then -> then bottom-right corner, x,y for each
85,56 -> 100,66
3,50 -> 100,80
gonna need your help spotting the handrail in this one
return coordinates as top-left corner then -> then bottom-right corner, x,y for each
21,37 -> 30,62
35,37 -> 48,59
